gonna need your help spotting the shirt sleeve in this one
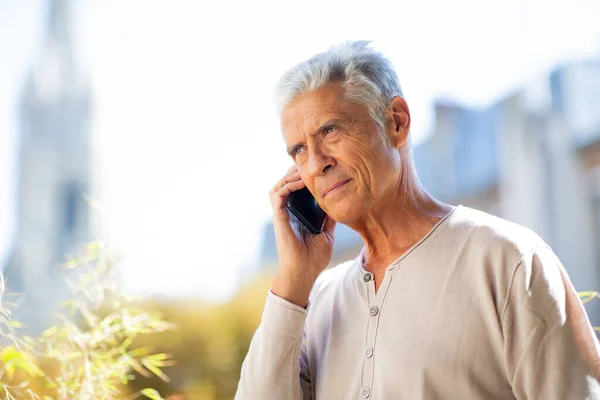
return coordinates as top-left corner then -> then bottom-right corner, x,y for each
502,245 -> 600,399
234,290 -> 312,400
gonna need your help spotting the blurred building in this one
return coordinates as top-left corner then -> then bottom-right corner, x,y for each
415,61 -> 600,295
258,58 -> 600,319
2,0 -> 93,332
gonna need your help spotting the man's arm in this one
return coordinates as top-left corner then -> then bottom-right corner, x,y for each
236,165 -> 337,399
234,291 -> 311,400
502,245 -> 600,399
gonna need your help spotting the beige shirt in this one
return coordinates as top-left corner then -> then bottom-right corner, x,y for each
236,205 -> 600,399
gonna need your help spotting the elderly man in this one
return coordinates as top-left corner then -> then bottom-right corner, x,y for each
235,41 -> 600,399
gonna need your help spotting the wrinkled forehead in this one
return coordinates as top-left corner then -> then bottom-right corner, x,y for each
280,83 -> 353,143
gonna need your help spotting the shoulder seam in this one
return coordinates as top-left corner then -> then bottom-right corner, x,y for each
499,244 -> 551,325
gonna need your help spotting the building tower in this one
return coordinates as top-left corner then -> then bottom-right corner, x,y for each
3,0 -> 93,331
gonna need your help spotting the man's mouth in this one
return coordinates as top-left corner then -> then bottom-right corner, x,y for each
323,179 -> 351,197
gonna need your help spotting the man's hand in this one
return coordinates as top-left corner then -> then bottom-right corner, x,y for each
269,165 -> 336,308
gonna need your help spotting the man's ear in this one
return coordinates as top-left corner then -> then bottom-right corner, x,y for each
388,96 -> 411,149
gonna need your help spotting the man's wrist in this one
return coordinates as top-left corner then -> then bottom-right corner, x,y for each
271,272 -> 316,308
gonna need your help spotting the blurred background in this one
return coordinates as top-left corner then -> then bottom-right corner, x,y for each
1,0 -> 600,398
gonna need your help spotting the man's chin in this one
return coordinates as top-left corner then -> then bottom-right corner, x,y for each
323,193 -> 365,222
325,207 -> 358,226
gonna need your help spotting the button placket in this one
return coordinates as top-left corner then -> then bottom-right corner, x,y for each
360,269 -> 377,396
360,267 -> 396,400
362,278 -> 382,397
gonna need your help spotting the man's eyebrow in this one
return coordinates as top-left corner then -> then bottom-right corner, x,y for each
286,143 -> 301,156
311,118 -> 345,136
286,118 -> 346,156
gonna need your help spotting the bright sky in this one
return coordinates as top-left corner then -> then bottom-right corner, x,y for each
1,0 -> 599,302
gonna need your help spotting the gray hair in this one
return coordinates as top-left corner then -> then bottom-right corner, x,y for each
275,41 -> 423,201
274,41 -> 403,135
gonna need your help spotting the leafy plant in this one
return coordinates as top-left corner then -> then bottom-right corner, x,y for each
579,291 -> 600,333
0,241 -> 176,400
579,291 -> 600,305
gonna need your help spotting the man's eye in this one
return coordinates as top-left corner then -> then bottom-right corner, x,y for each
324,127 -> 335,134
292,147 -> 305,156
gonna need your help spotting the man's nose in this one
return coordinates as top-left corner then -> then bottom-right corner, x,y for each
307,145 -> 334,177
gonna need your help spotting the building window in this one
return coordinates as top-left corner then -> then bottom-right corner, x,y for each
63,182 -> 79,235
55,181 -> 82,262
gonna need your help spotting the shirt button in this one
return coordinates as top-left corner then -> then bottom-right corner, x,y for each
363,273 -> 372,282
361,387 -> 370,398
365,347 -> 374,358
369,306 -> 379,316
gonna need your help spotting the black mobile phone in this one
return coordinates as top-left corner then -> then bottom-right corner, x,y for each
286,187 -> 327,234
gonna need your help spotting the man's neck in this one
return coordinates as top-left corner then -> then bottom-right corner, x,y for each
351,188 -> 454,274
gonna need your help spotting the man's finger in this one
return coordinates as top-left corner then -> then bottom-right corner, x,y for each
270,179 -> 306,209
275,179 -> 305,199
271,171 -> 301,193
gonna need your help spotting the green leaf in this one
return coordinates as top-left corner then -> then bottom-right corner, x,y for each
0,346 -> 43,378
140,388 -> 165,400
141,358 -> 171,382
579,291 -> 600,304
145,353 -> 171,362
7,319 -> 22,328
42,325 -> 59,338
128,347 -> 150,358
120,336 -> 133,351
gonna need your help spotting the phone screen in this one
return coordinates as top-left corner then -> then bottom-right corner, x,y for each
286,187 -> 327,234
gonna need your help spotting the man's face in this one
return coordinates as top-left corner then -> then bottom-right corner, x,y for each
281,82 -> 402,223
